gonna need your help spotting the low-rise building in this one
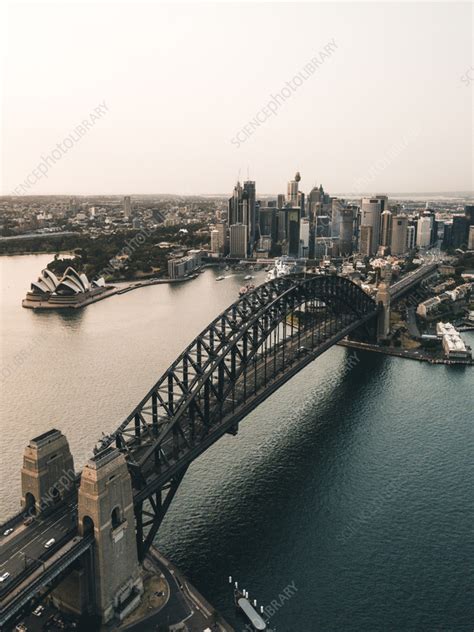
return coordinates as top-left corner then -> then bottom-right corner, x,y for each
436,322 -> 472,360
168,251 -> 201,279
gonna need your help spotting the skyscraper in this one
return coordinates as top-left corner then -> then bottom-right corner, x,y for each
416,214 -> 432,248
287,172 -> 301,207
243,180 -> 256,253
228,181 -> 243,225
380,210 -> 393,248
451,214 -> 469,248
360,198 -> 382,255
123,196 -> 131,218
307,186 -> 322,220
340,207 -> 354,255
390,215 -> 408,255
299,217 -> 310,257
229,224 -> 247,258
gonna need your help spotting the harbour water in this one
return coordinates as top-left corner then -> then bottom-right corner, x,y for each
1,254 -> 473,631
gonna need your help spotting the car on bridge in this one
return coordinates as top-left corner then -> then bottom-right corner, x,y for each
0,571 -> 10,583
3,528 -> 14,536
44,538 -> 56,549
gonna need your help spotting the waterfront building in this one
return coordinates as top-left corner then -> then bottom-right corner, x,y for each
168,252 -> 201,279
23,267 -> 107,309
210,222 -> 228,255
436,322 -> 472,360
360,198 -> 382,255
229,223 -> 248,258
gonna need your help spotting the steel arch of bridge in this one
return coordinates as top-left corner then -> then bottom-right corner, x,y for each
96,274 -> 378,559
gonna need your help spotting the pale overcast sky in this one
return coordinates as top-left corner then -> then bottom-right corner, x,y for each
1,2 -> 473,196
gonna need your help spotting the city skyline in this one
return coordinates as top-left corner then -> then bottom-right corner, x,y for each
2,2 -> 472,197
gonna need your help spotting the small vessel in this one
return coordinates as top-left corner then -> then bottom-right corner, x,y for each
244,274 -> 253,281
239,283 -> 255,297
216,276 -> 225,281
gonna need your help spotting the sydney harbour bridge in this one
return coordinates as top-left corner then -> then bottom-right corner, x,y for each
0,270 -> 433,627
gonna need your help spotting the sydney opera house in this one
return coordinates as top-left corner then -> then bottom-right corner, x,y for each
23,266 -> 110,309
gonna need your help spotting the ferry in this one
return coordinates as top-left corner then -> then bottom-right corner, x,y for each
234,587 -> 266,630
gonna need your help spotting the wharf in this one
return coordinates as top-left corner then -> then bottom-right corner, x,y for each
338,339 -> 474,366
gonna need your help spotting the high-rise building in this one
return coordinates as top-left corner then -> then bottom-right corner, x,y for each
391,215 -> 408,255
416,214 -> 432,248
277,194 -> 285,210
287,172 -> 301,206
123,196 -> 131,218
211,229 -> 220,254
375,195 -> 389,213
360,198 -> 382,255
407,225 -> 416,250
465,205 -> 474,226
451,214 -> 469,248
359,225 -> 373,257
228,182 -> 243,225
259,207 -> 277,243
339,207 -> 354,255
229,224 -> 247,258
316,215 -> 331,238
380,210 -> 393,248
299,217 -> 310,258
286,208 -> 300,257
297,191 -> 305,217
468,225 -> 474,250
331,199 -> 344,238
211,222 -> 227,255
307,186 -> 322,220
243,180 -> 256,252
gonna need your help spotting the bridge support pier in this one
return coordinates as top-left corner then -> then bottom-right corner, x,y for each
21,429 -> 75,516
78,448 -> 143,624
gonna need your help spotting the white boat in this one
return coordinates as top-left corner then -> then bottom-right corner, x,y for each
216,276 -> 225,281
244,274 -> 253,281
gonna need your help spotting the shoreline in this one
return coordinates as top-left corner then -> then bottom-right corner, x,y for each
338,339 -> 473,366
21,273 -> 201,310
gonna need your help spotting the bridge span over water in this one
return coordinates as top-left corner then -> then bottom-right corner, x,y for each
1,273 -> 383,627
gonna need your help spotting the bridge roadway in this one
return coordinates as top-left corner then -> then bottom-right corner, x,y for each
130,307 -> 376,504
0,503 -> 78,596
389,262 -> 438,301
